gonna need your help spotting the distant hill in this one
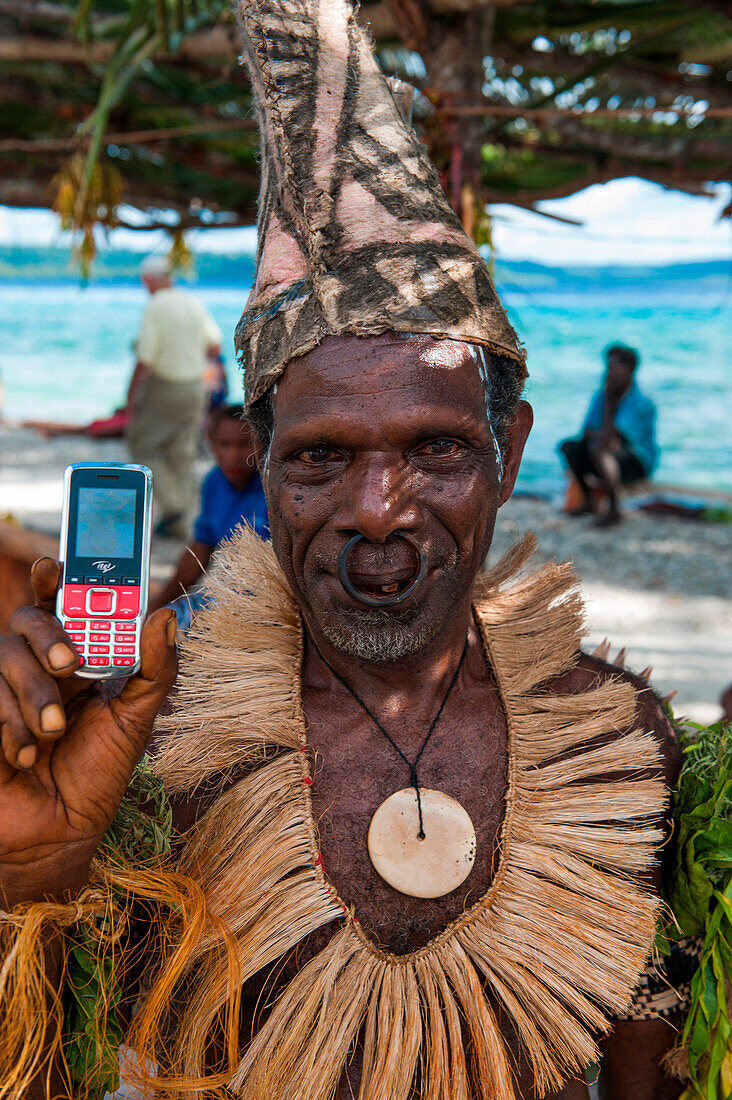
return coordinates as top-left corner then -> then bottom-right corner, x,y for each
0,245 -> 257,286
491,257 -> 730,292
0,244 -> 727,291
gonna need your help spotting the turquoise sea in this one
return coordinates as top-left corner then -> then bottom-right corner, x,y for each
2,277 -> 730,496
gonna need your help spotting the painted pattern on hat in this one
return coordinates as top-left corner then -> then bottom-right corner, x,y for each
235,0 -> 527,408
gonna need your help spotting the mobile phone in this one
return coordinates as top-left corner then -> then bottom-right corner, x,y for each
56,463 -> 153,679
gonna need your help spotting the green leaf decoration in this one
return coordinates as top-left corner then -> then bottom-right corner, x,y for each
662,720 -> 732,1099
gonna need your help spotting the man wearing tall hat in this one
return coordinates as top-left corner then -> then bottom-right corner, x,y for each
127,254 -> 223,538
0,2 -> 683,1098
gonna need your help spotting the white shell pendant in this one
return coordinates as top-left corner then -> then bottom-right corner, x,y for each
367,788 -> 477,899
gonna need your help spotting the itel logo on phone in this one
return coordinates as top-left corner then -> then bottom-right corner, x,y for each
93,560 -> 116,574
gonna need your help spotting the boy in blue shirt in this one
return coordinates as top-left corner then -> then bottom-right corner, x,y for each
559,344 -> 658,527
150,405 -> 269,623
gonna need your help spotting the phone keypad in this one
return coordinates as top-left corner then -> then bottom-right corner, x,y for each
63,618 -> 140,668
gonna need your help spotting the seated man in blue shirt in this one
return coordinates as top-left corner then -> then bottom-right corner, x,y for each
150,405 -> 269,623
559,344 -> 658,527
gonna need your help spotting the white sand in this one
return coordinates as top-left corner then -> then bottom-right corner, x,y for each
2,423 -> 730,723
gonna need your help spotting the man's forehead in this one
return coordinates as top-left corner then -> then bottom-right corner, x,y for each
417,339 -> 479,371
276,333 -> 482,399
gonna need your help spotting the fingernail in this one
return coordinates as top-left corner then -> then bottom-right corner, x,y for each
48,643 -> 75,670
40,704 -> 65,734
17,745 -> 37,769
166,614 -> 177,647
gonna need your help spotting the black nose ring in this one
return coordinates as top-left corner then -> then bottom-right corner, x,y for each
337,533 -> 428,608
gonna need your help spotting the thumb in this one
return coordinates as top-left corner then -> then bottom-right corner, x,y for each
31,557 -> 61,611
111,609 -> 178,739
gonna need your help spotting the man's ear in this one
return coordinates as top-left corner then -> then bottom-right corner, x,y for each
498,400 -> 533,507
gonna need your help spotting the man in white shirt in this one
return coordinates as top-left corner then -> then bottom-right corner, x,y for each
126,255 -> 223,537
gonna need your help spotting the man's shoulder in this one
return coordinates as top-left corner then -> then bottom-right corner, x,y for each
152,286 -> 199,313
628,385 -> 656,414
200,465 -> 227,498
584,388 -> 605,418
546,652 -> 680,786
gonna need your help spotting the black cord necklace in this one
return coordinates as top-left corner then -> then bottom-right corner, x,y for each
312,636 -> 469,840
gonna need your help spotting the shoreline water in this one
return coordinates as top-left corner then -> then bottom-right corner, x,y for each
2,421 -> 729,725
2,276 -> 731,497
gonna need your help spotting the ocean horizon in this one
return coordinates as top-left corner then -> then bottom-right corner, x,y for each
2,268 -> 730,497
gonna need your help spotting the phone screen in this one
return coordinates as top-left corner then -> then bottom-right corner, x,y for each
75,488 -> 137,559
64,466 -> 148,584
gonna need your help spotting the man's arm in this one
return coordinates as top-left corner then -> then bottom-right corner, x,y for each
596,673 -> 684,1098
126,360 -> 148,409
599,1019 -> 684,1100
149,540 -> 214,612
546,654 -> 682,1099
580,392 -> 604,441
129,296 -> 162,407
0,560 -> 176,1097
202,301 -> 223,364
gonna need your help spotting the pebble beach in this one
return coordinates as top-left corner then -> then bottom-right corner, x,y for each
1,422 -> 730,724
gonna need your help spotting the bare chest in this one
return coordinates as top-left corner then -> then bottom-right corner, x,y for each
302,674 -> 509,954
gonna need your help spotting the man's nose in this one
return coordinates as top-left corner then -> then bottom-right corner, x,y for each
334,455 -> 423,544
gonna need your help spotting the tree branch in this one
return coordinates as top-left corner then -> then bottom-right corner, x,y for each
384,0 -> 432,52
0,117 -> 257,154
0,24 -> 240,65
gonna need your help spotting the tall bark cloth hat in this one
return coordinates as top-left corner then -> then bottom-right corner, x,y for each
235,0 -> 527,409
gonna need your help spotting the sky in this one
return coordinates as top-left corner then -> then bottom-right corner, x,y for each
0,176 -> 729,267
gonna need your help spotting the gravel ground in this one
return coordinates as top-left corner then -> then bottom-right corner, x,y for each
493,494 -> 732,722
2,423 -> 730,722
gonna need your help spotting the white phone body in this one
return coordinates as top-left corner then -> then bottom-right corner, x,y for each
55,463 -> 153,680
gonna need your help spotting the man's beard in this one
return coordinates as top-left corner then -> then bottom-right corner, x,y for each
310,575 -> 460,662
317,605 -> 439,661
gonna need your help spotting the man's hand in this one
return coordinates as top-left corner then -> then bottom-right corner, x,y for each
0,558 -> 177,906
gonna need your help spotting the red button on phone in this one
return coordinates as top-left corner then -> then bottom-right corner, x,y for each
62,585 -> 86,616
114,586 -> 140,619
116,622 -> 135,632
86,588 -> 116,616
114,646 -> 135,655
88,656 -> 109,666
89,645 -> 110,654
64,621 -> 84,630
113,658 -> 135,667
90,633 -> 109,642
69,633 -> 85,643
90,621 -> 111,630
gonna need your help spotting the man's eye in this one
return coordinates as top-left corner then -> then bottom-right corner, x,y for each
298,447 -> 338,465
420,439 -> 461,457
